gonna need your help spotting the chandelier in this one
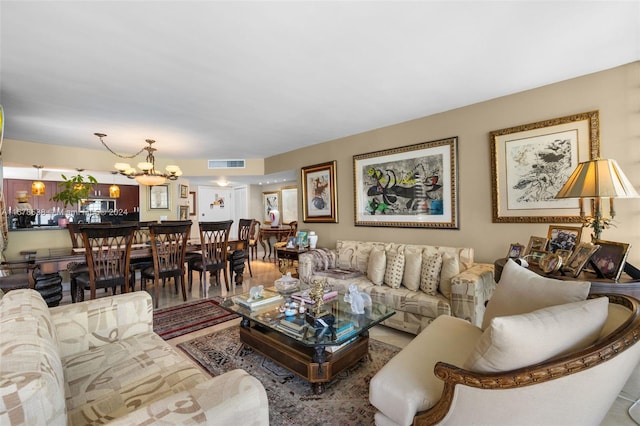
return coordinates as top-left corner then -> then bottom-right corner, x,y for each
95,133 -> 182,186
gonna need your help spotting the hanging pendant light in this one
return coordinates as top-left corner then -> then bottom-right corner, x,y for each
109,171 -> 120,198
31,165 -> 45,196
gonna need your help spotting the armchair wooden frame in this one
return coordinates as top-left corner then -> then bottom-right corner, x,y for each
414,294 -> 640,425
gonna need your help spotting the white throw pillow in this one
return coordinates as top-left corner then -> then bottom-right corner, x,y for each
482,258 -> 591,330
403,250 -> 422,291
464,297 -> 609,373
367,247 -> 386,286
439,253 -> 460,299
420,252 -> 442,295
384,249 -> 405,289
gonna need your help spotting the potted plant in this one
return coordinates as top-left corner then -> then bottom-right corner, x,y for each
51,172 -> 98,227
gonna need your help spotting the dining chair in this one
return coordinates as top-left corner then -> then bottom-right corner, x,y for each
72,223 -> 137,302
236,218 -> 255,277
249,220 -> 260,260
67,222 -> 112,302
141,222 -> 192,308
188,220 -> 233,295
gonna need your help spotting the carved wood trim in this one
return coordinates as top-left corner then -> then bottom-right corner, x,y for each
413,294 -> 640,425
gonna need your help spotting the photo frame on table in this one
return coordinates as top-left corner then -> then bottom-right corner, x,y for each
180,184 -> 188,199
564,242 -> 601,278
280,186 -> 299,224
528,249 -> 548,266
188,191 -> 196,216
263,191 -> 280,224
588,239 -> 631,281
547,225 -> 582,253
301,161 -> 338,223
490,111 -> 600,223
353,137 -> 458,228
149,185 -> 169,209
525,236 -> 548,255
295,230 -> 309,248
507,243 -> 525,259
555,249 -> 573,265
178,205 -> 189,220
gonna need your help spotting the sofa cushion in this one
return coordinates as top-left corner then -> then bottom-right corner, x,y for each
402,248 -> 422,291
482,258 -> 590,330
336,240 -> 359,270
367,247 -> 386,285
465,297 -> 608,373
0,289 -> 67,425
420,252 -> 442,295
384,249 -> 405,289
439,253 -> 460,299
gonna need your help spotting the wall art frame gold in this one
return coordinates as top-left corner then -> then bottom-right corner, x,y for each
353,137 -> 458,228
301,160 -> 338,223
490,110 -> 600,223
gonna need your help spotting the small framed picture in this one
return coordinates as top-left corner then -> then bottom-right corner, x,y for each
547,225 -> 582,253
296,230 -> 309,248
528,249 -> 548,266
178,205 -> 189,220
539,252 -> 563,274
180,184 -> 188,199
507,243 -> 525,259
525,236 -> 548,255
564,242 -> 601,278
555,249 -> 573,265
589,239 -> 631,281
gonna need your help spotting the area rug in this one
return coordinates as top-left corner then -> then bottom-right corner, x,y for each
153,298 -> 239,340
178,326 -> 400,425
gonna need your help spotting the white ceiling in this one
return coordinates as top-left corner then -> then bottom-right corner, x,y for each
1,1 -> 639,185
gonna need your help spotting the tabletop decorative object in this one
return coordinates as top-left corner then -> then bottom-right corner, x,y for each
344,283 -> 372,314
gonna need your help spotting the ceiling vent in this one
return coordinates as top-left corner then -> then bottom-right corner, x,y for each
208,159 -> 246,169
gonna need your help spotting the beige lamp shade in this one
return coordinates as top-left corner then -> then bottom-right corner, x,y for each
556,158 -> 639,199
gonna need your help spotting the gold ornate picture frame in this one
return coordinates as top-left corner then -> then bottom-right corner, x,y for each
490,111 -> 600,223
301,161 -> 338,223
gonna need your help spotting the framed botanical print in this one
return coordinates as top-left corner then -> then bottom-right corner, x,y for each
301,161 -> 338,223
490,111 -> 600,223
180,184 -> 188,199
353,137 -> 458,228
178,205 -> 189,220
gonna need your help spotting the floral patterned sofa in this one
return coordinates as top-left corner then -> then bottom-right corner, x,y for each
298,240 -> 494,333
0,289 -> 269,425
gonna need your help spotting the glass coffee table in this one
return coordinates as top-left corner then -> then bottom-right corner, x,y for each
220,288 -> 395,394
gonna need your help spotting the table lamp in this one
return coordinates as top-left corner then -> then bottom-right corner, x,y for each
555,158 -> 639,240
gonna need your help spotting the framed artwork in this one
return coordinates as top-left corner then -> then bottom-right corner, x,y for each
555,249 -> 573,265
280,186 -> 299,224
301,161 -> 338,223
528,249 -> 548,266
353,137 -> 458,228
564,242 -> 601,278
296,230 -> 309,247
490,111 -> 600,223
525,236 -> 548,255
589,239 -> 631,281
547,225 -> 582,253
188,191 -> 196,216
180,184 -> 188,199
149,185 -> 169,209
263,191 -> 279,224
178,205 -> 189,220
539,252 -> 563,273
507,243 -> 525,259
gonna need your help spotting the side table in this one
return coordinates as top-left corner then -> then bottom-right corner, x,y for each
276,247 -> 308,277
494,257 -> 640,299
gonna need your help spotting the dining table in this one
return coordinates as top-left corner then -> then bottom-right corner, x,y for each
20,240 -> 246,306
258,224 -> 293,262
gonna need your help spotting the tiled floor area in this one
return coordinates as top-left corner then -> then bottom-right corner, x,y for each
57,250 -> 639,425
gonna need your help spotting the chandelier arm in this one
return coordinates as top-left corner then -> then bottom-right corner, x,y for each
95,133 -> 146,159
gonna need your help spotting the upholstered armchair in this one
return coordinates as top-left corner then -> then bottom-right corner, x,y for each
370,259 -> 640,425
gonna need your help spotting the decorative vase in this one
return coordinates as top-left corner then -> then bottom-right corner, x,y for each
309,232 -> 318,249
269,209 -> 280,227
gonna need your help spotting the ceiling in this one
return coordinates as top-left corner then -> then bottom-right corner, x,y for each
1,1 -> 639,186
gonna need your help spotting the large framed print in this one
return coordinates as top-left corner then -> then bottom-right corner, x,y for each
262,191 -> 279,224
301,161 -> 338,223
490,111 -> 600,223
280,186 -> 299,224
353,137 -> 458,228
149,185 -> 169,209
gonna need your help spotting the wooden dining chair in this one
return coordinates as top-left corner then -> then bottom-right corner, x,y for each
73,223 -> 137,302
249,220 -> 260,260
141,222 -> 192,308
235,218 -> 255,277
67,222 -> 113,302
188,220 -> 233,295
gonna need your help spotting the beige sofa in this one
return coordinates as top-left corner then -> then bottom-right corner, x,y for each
0,289 -> 269,425
370,259 -> 640,425
298,240 -> 494,333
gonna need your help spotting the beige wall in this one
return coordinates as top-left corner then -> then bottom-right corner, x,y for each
266,62 -> 640,266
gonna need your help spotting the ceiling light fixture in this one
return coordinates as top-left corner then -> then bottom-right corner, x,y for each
31,165 -> 45,196
109,171 -> 120,198
95,133 -> 182,186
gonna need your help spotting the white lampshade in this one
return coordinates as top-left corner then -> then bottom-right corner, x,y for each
556,158 -> 639,199
135,174 -> 166,186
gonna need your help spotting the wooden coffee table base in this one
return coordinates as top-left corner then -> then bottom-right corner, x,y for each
239,322 -> 369,394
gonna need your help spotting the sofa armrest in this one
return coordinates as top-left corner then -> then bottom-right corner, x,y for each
50,291 -> 153,358
107,369 -> 269,426
449,263 -> 495,327
298,248 -> 337,284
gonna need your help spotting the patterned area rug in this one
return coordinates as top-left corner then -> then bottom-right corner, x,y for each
178,326 -> 400,425
153,298 -> 239,340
